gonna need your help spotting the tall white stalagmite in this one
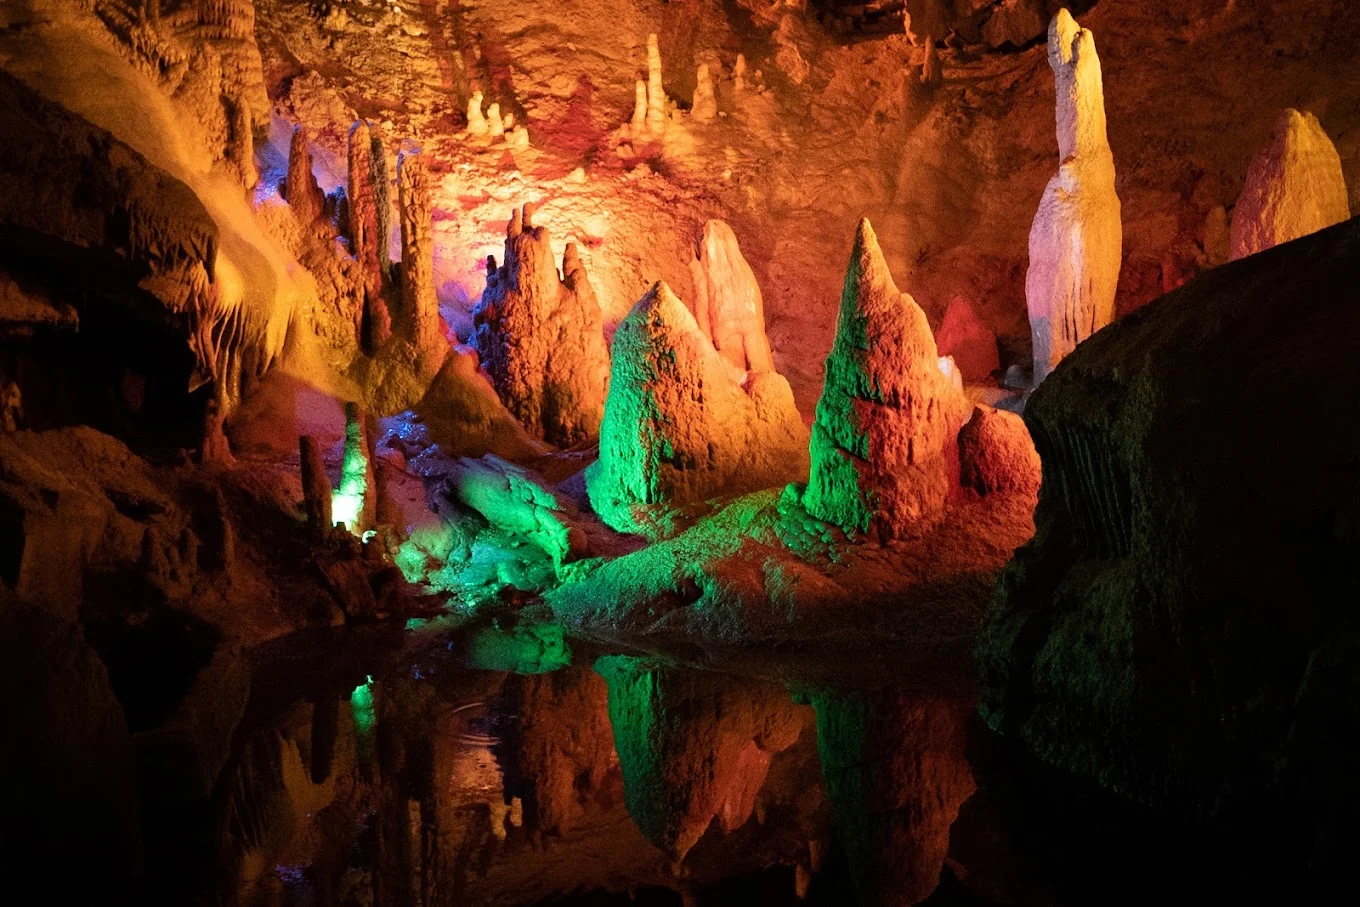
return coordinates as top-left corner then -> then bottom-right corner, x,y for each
631,79 -> 648,138
645,33 -> 666,137
1229,109 -> 1350,261
1025,9 -> 1122,385
467,90 -> 488,136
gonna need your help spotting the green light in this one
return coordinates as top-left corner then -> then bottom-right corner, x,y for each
351,676 -> 376,763
333,403 -> 370,534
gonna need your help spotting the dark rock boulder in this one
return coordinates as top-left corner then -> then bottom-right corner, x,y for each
977,216 -> 1360,816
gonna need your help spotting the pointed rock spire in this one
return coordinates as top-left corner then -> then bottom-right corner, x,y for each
397,151 -> 440,352
645,33 -> 666,137
472,205 -> 611,446
688,220 -> 775,374
587,281 -> 808,533
1229,108 -> 1350,261
1026,9 -> 1121,384
802,218 -> 969,541
284,125 -> 324,225
691,64 -> 717,123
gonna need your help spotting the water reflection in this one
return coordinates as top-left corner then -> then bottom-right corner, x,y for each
208,621 -> 982,906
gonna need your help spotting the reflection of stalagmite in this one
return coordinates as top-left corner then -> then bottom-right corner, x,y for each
691,64 -> 717,123
1026,9 -> 1121,385
1229,109 -> 1350,261
646,33 -> 666,136
813,689 -> 975,906
496,666 -> 615,837
595,657 -> 803,864
688,220 -> 775,374
397,151 -> 440,351
300,434 -> 333,536
586,281 -> 809,532
802,219 -> 969,542
472,205 -> 611,446
284,125 -> 324,226
466,90 -> 488,136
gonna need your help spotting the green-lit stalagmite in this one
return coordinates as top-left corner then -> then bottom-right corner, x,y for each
802,219 -> 969,542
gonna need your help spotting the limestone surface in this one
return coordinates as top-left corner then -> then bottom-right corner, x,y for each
1229,108 -> 1350,261
472,204 -> 611,447
801,219 -> 970,542
586,281 -> 810,534
1025,9 -> 1122,384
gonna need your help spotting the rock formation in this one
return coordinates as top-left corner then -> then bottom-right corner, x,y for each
472,204 -> 611,447
957,406 -> 1041,498
801,219 -> 970,542
333,402 -> 376,533
299,434 -> 332,537
445,455 -> 587,572
586,281 -> 810,533
1229,108 -> 1350,261
814,689 -> 975,906
396,151 -> 440,351
495,666 -> 615,838
1026,9 -> 1122,384
978,215 -> 1360,819
466,90 -> 488,136
595,656 -> 803,864
630,80 -> 648,138
734,54 -> 749,94
347,121 -> 391,349
920,36 -> 942,88
370,130 -> 393,279
283,125 -> 324,226
688,220 -> 775,375
934,296 -> 999,382
645,33 -> 666,136
487,102 -> 505,137
691,64 -> 717,123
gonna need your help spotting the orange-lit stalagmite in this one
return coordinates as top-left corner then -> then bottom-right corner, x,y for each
347,120 -> 390,349
1026,9 -> 1122,385
397,151 -> 441,353
1229,108 -> 1350,261
284,125 -> 324,226
473,204 -> 611,447
802,218 -> 969,541
688,220 -> 775,375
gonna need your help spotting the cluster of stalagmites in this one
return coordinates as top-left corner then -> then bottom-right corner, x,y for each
275,120 -> 443,363
621,32 -> 751,150
472,204 -> 611,447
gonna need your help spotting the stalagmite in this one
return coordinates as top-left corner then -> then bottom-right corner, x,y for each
645,33 -> 666,137
691,64 -> 717,123
920,36 -> 942,88
957,406 -> 1041,499
333,402 -> 376,533
631,80 -> 648,137
284,125 -> 324,225
688,220 -> 775,374
801,218 -> 970,542
472,205 -> 611,446
347,120 -> 383,294
227,98 -> 256,189
299,435 -> 333,536
1026,9 -> 1122,385
370,131 -> 393,279
347,121 -> 391,349
466,90 -> 488,136
1229,108 -> 1350,261
586,281 -> 809,532
487,102 -> 505,137
734,54 -> 748,94
397,151 -> 440,352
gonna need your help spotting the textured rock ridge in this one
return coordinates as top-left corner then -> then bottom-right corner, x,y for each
1026,9 -> 1122,385
586,280 -> 809,533
979,215 -> 1360,817
1229,108 -> 1350,261
801,218 -> 969,542
688,220 -> 775,375
472,204 -> 610,446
